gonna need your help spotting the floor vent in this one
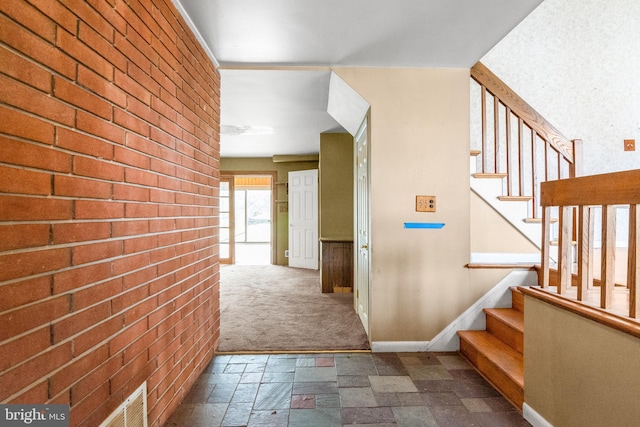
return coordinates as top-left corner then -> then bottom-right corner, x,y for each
101,382 -> 148,427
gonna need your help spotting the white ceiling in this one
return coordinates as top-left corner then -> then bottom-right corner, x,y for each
175,0 -> 544,157
219,69 -> 340,158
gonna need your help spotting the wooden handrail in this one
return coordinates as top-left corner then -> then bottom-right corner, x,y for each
470,61 -> 580,219
539,170 -> 640,319
471,62 -> 574,162
541,169 -> 640,206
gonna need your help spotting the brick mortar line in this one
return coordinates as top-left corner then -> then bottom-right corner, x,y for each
0,246 -> 218,319
0,225 -> 216,258
0,256 -> 219,396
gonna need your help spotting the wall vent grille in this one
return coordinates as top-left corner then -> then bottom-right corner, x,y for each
101,382 -> 147,427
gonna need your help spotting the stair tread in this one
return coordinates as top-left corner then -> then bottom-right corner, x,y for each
484,308 -> 524,333
457,330 -> 524,388
498,196 -> 533,201
466,263 -> 535,269
524,217 -> 558,224
473,173 -> 508,179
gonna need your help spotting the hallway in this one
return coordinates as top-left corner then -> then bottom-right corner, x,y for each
164,352 -> 530,426
218,265 -> 369,352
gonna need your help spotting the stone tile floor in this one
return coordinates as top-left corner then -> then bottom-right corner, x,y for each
163,352 -> 531,427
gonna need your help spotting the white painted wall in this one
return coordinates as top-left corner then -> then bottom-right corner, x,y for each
481,0 -> 640,175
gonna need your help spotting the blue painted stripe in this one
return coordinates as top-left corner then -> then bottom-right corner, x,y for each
403,222 -> 445,229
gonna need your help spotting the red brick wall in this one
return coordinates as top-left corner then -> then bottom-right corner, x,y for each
0,1 -> 220,426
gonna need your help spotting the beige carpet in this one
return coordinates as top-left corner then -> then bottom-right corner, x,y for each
218,264 -> 370,352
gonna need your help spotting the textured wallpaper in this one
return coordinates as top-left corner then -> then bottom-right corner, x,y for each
481,0 -> 640,175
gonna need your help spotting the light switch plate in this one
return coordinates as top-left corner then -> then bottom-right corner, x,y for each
416,195 -> 436,212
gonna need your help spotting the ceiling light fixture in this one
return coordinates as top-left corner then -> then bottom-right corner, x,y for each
221,125 -> 274,136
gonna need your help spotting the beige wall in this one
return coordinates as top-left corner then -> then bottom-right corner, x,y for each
319,133 -> 354,240
333,67 -> 492,342
221,157 -> 318,265
525,296 -> 640,427
467,191 -> 539,301
470,192 -> 539,253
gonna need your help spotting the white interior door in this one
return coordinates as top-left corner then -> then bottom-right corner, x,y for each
355,119 -> 370,333
288,169 -> 319,269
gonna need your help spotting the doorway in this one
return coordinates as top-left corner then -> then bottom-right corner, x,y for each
220,173 -> 276,265
354,118 -> 370,334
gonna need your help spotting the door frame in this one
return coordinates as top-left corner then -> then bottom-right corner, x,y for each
220,175 -> 235,264
221,171 -> 277,265
354,115 -> 372,335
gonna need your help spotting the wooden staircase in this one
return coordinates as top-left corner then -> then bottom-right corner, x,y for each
461,62 -> 582,413
457,287 -> 524,410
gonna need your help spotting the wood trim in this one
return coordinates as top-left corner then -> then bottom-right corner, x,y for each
546,267 -> 628,290
493,94 -> 499,174
570,139 -> 583,178
538,171 -> 640,323
272,154 -> 319,163
498,196 -> 533,202
506,106 -> 512,196
577,206 -> 594,301
471,62 -> 573,161
601,205 -> 616,309
540,169 -> 640,206
466,264 -> 535,270
531,131 -> 538,218
519,286 -> 640,339
219,175 -> 235,264
473,173 -> 508,179
518,117 -> 525,197
629,205 -> 639,318
221,171 -> 278,265
321,241 -> 353,293
524,217 -> 558,224
540,206 -> 551,287
481,84 -> 487,173
543,137 -> 549,181
558,206 -> 573,294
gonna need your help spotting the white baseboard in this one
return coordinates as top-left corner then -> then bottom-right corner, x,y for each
371,341 -> 430,353
523,402 -> 553,427
470,252 -> 540,264
371,270 -> 536,354
426,270 -> 537,351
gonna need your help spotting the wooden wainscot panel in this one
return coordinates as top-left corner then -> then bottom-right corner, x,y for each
320,239 -> 353,293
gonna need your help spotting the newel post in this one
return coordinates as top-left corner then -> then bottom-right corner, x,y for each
570,139 -> 583,178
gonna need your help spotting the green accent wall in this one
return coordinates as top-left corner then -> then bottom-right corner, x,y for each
319,133 -> 354,240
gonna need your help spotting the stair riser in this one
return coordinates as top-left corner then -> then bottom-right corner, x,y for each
486,315 -> 523,354
475,351 -> 524,409
460,338 -> 524,410
512,289 -> 524,313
